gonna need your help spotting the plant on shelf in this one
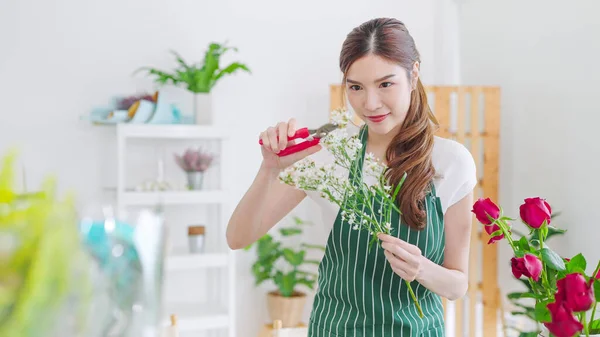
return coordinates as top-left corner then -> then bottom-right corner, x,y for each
474,197 -> 600,337
134,42 -> 251,124
174,147 -> 215,190
244,215 -> 325,328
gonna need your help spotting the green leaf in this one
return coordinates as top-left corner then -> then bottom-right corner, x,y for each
296,277 -> 316,290
214,62 -> 251,83
507,292 -> 537,300
282,248 -> 304,266
279,228 -> 302,236
566,253 -> 586,273
534,301 -> 551,323
490,230 -> 503,238
392,172 -> 407,201
517,236 -> 531,252
518,332 -> 540,337
292,216 -> 312,226
590,319 -> 600,334
169,49 -> 192,70
531,226 -> 566,241
517,278 -> 535,292
274,271 -> 297,297
541,248 -> 566,271
539,222 -> 549,241
301,243 -> 326,252
594,279 -> 600,302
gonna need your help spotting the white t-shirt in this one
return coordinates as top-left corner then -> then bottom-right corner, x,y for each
303,123 -> 477,233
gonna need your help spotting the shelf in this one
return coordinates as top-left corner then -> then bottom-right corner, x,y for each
121,190 -> 228,205
166,253 -> 229,271
163,302 -> 229,332
117,124 -> 231,139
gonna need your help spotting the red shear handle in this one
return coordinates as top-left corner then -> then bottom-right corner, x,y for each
277,138 -> 321,157
258,127 -> 310,145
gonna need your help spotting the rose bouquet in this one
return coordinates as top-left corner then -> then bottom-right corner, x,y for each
278,108 -> 424,316
472,197 -> 600,337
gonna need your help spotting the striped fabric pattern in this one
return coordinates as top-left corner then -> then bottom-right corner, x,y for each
307,126 -> 446,337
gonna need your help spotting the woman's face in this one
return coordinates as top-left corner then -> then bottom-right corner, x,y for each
345,54 -> 418,136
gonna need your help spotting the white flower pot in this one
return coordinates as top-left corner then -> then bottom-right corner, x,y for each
193,93 -> 212,125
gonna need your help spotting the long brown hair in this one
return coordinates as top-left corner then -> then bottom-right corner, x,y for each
339,18 -> 438,230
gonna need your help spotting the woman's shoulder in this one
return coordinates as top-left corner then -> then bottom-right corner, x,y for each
431,136 -> 477,213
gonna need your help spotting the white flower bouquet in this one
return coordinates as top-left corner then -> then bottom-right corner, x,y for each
278,108 -> 407,250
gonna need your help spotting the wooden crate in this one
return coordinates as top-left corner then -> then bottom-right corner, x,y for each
329,84 -> 501,337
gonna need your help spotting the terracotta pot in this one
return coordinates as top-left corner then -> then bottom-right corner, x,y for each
266,290 -> 307,328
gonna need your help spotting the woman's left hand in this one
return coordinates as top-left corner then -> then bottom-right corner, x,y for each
378,233 -> 424,282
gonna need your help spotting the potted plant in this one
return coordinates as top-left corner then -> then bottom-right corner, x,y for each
473,197 -> 600,337
174,147 -> 215,190
135,42 -> 251,125
244,216 -> 325,328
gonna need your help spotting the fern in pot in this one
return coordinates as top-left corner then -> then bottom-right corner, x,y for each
245,216 -> 324,328
135,42 -> 251,125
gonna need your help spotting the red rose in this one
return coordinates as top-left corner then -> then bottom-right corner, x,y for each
554,273 -> 595,312
519,197 -> 552,229
511,254 -> 542,281
595,269 -> 599,280
471,198 -> 500,225
544,301 -> 583,337
484,224 -> 504,244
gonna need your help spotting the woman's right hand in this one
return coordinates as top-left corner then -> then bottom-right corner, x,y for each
259,118 -> 322,172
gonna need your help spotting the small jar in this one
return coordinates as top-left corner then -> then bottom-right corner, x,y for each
188,225 -> 205,253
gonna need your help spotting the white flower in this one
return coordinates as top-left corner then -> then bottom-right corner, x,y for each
329,108 -> 352,128
277,120 -> 404,239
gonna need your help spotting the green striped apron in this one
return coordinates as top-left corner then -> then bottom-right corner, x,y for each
308,125 -> 446,337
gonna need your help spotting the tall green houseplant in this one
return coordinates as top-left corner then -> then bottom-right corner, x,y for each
135,41 -> 251,124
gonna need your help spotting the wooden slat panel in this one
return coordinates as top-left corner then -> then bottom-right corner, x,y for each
481,87 -> 500,337
330,84 -> 345,111
433,87 -> 452,138
456,87 -> 467,144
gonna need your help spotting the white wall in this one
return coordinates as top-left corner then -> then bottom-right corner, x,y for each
458,0 -> 600,296
0,0 -> 451,336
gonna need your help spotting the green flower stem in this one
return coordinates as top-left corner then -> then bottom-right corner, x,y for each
406,281 -> 424,318
589,261 -> 600,325
496,219 -> 517,251
536,227 -> 555,299
582,312 -> 589,337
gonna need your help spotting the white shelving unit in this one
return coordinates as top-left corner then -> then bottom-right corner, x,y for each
115,123 -> 235,337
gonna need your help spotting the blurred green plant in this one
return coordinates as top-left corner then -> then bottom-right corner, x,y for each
0,150 -> 90,337
244,216 -> 324,297
134,41 -> 251,94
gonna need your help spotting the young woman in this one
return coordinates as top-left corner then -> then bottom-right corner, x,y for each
226,17 -> 477,336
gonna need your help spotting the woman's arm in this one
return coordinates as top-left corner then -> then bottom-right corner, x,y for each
379,191 -> 474,300
226,162 -> 307,250
415,191 -> 474,300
